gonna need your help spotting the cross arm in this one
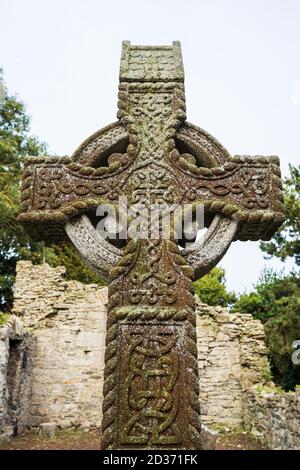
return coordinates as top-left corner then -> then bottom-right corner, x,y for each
171,153 -> 285,241
18,155 -> 130,242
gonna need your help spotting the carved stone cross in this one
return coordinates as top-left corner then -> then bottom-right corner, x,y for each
19,41 -> 284,450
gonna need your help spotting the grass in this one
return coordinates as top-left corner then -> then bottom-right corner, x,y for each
0,429 -> 267,451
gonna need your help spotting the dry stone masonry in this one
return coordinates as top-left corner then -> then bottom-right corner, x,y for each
1,261 -> 299,449
195,299 -> 272,429
245,388 -> 300,450
0,313 -> 33,442
12,261 -> 107,430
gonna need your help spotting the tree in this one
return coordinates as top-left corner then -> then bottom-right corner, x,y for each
194,266 -> 236,307
44,242 -> 105,286
232,269 -> 300,390
256,164 -> 300,389
260,164 -> 300,265
0,71 -> 105,311
233,164 -> 300,390
0,69 -> 47,309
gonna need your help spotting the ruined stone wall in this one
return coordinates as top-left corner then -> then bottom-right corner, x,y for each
0,316 -> 32,441
0,260 -> 298,449
0,328 -> 9,434
244,388 -> 300,450
9,261 -> 270,432
196,300 -> 271,430
13,261 -> 107,429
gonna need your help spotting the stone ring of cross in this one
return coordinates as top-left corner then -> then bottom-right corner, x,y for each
19,41 -> 285,450
19,42 -> 284,282
65,120 -> 239,281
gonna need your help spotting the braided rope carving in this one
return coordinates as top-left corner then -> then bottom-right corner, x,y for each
19,150 -> 284,242
101,239 -> 201,450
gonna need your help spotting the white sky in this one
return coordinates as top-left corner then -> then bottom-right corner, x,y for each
1,0 -> 299,292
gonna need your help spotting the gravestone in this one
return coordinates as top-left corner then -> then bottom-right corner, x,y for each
19,41 -> 285,450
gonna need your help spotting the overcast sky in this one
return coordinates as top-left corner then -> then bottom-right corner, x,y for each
1,0 -> 299,292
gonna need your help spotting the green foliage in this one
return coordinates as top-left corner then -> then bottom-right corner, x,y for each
0,311 -> 9,326
234,163 -> 300,391
260,164 -> 300,265
0,70 -> 47,309
194,267 -> 236,307
232,269 -> 300,390
43,243 -> 105,285
231,291 -> 264,317
0,71 -> 105,310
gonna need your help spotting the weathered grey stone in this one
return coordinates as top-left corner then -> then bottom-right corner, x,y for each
200,424 -> 218,450
0,327 -> 9,341
66,215 -> 121,281
244,388 -> 300,450
39,422 -> 56,438
0,425 -> 14,444
0,315 -> 33,442
182,215 -> 238,279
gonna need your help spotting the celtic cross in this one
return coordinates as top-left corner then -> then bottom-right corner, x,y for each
19,41 -> 284,450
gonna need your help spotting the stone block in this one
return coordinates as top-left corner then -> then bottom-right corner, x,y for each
39,422 -> 56,438
0,328 -> 9,341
